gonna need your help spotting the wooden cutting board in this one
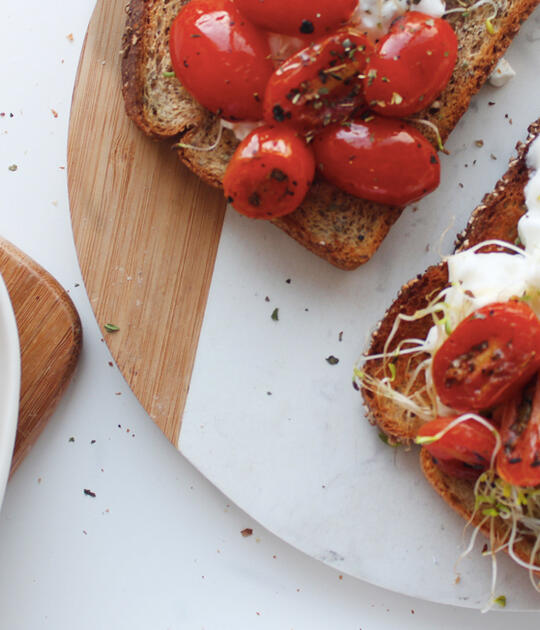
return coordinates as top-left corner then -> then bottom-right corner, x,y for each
67,0 -> 226,446
0,238 -> 82,475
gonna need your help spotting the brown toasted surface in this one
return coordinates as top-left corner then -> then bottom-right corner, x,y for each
121,0 -> 540,269
363,118 -> 540,443
420,449 -> 539,570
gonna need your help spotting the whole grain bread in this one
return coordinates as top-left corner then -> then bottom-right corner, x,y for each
362,119 -> 540,580
363,119 -> 540,443
121,0 -> 539,269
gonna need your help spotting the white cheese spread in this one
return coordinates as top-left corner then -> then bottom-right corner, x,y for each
425,136 -> 540,353
488,57 -> 516,88
350,0 -> 446,41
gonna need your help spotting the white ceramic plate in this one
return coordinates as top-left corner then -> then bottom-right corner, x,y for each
0,272 -> 20,510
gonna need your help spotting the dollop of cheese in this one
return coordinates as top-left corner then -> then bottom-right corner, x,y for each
488,57 -> 516,88
221,120 -> 263,142
438,136 -> 540,339
351,0 -> 446,41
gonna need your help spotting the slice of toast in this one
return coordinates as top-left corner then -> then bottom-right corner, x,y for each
121,0 -> 539,269
362,119 -> 539,443
362,119 -> 540,579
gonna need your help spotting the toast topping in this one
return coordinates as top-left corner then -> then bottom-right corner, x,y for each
168,1 -> 459,218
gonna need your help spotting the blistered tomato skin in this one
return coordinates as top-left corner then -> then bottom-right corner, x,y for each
363,12 -> 458,117
418,416 -> 497,480
169,0 -> 274,121
497,375 -> 540,488
312,116 -> 440,206
432,301 -> 540,413
223,126 -> 316,219
263,29 -> 374,134
234,0 -> 357,38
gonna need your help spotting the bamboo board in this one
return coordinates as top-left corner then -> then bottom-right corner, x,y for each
67,0 -> 226,446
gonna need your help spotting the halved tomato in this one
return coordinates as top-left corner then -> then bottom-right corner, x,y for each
235,0 -> 357,38
263,29 -> 374,133
432,301 -> 540,412
169,0 -> 274,121
363,12 -> 458,117
312,115 -> 440,206
418,416 -> 497,480
223,126 -> 315,219
497,374 -> 540,487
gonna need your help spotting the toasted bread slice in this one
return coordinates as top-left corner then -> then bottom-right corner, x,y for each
361,119 -> 540,583
363,118 -> 540,443
121,0 -> 539,269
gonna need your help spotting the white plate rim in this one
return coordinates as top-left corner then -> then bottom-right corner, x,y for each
0,272 -> 21,510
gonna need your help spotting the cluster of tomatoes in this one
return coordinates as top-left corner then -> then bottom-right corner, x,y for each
419,300 -> 540,488
169,0 -> 458,218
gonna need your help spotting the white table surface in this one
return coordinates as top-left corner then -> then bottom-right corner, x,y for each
1,1 -> 539,628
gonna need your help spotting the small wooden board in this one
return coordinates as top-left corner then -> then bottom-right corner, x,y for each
0,238 -> 82,475
67,0 -> 226,446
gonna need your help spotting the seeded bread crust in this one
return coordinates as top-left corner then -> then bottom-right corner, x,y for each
121,0 -> 539,269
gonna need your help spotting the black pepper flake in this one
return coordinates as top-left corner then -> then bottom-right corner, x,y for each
271,168 -> 288,182
248,192 -> 261,207
299,19 -> 314,34
430,154 -> 437,164
84,489 -> 96,498
272,104 -> 286,122
68,437 -> 75,443
326,355 -> 339,365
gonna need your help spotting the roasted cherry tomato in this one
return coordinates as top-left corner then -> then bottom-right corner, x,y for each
496,374 -> 540,487
432,301 -> 540,413
234,0 -> 357,38
312,115 -> 440,206
263,29 -> 374,134
363,12 -> 458,117
418,416 -> 497,480
169,0 -> 274,121
223,126 -> 315,219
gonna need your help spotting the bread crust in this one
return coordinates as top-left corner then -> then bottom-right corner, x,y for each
121,0 -> 540,269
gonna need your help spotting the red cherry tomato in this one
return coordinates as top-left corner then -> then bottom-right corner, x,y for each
432,301 -> 540,413
496,374 -> 540,487
418,416 -> 497,480
234,0 -> 357,38
169,0 -> 274,121
312,115 -> 440,206
363,12 -> 458,117
223,126 -> 315,219
263,29 -> 374,134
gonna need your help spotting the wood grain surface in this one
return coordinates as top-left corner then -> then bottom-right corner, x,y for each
67,1 -> 226,446
0,238 -> 82,475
